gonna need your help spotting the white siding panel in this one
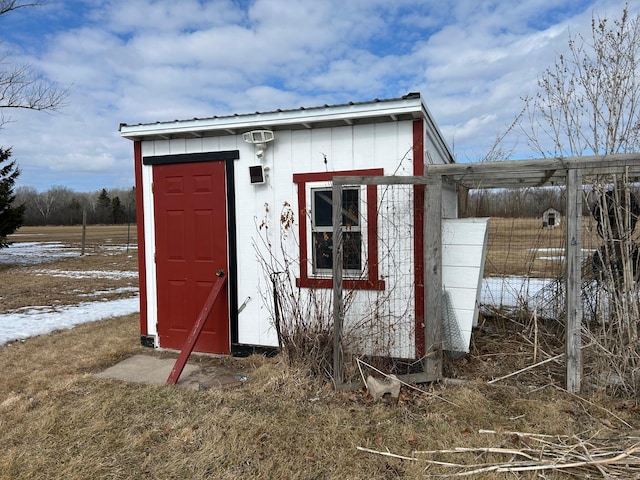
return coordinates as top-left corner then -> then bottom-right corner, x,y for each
169,138 -> 186,154
219,135 -> 239,151
352,124 -> 375,167
140,160 -> 158,341
140,142 -> 153,157
151,140 -> 171,156
185,137 -> 203,153
442,266 -> 484,289
442,184 -> 458,218
309,129 -> 333,171
330,127 -> 354,169
443,219 -> 489,240
442,218 -> 489,352
373,122 -> 403,171
442,244 -> 486,267
201,137 -> 221,152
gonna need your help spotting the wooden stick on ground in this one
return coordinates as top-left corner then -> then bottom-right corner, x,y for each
488,353 -> 564,384
497,444 -> 640,473
355,446 -> 417,461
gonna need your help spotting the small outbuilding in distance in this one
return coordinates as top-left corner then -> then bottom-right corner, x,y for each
543,207 -> 561,229
119,93 -> 488,371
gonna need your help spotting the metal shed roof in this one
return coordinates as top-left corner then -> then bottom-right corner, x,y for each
119,92 -> 454,163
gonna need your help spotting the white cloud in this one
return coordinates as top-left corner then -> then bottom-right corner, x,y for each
0,0 -> 637,190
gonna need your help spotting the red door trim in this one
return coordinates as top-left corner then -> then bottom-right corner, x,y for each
133,141 -> 148,336
413,119 -> 425,358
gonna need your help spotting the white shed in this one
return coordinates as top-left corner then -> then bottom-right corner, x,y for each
120,93 -> 481,360
543,207 -> 561,229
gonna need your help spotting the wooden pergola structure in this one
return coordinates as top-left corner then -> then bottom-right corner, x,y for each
332,154 -> 640,393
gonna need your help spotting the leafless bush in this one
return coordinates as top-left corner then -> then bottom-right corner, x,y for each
583,178 -> 640,395
253,201 -> 337,378
253,185 -> 419,383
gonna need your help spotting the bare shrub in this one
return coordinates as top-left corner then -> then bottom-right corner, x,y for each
253,189 -> 418,384
253,202 -> 337,378
583,178 -> 640,395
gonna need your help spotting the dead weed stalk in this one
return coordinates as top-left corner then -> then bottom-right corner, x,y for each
585,178 -> 640,396
253,202 -> 338,379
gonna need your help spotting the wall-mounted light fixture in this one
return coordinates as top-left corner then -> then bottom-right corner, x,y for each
242,130 -> 274,159
244,130 -> 274,185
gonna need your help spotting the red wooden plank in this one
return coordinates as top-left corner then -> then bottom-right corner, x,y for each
166,273 -> 227,385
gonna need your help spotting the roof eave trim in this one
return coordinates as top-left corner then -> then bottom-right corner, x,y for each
119,97 -> 424,140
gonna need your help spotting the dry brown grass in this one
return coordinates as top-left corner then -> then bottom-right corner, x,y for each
10,224 -> 137,245
484,216 -> 610,278
1,225 -> 138,313
0,226 -> 639,479
0,315 -> 637,479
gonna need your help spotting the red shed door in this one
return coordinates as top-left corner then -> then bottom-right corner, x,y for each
153,161 -> 230,354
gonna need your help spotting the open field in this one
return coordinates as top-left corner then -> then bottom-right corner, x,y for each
1,226 -> 639,478
1,225 -> 138,313
484,216 -> 609,278
9,224 -> 137,246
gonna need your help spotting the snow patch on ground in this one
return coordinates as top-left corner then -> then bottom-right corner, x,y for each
0,296 -> 140,345
33,269 -> 138,279
0,241 -> 140,346
0,242 -> 80,265
481,276 -> 552,308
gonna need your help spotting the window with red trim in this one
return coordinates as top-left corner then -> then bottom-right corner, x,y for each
293,169 -> 385,290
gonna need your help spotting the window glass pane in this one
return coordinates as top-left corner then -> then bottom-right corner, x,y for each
343,231 -> 362,270
342,189 -> 359,227
312,187 -> 361,272
313,231 -> 333,270
312,231 -> 362,271
313,190 -> 333,227
313,188 -> 360,227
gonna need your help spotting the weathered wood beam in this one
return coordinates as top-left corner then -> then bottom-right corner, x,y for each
333,175 -> 430,186
425,154 -> 640,189
427,153 -> 640,176
424,175 -> 443,380
332,182 -> 344,387
565,168 -> 583,393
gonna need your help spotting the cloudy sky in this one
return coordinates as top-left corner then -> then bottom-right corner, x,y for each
0,0 -> 636,192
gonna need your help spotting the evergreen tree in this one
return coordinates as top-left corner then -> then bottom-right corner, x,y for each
96,188 -> 111,224
0,148 -> 25,247
111,196 -> 124,224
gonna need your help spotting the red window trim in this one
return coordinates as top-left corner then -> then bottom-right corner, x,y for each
293,168 -> 385,290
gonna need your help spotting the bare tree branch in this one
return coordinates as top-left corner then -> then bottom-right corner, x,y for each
0,2 -> 69,127
0,0 -> 45,16
518,5 -> 640,157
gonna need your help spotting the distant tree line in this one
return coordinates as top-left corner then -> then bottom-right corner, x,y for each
465,187 -> 566,218
14,186 -> 136,226
464,185 -> 640,218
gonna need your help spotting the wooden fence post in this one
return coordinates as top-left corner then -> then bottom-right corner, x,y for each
81,207 -> 87,256
332,182 -> 344,387
565,168 -> 583,393
424,175 -> 443,380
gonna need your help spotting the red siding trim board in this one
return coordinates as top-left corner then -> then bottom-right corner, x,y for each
413,119 -> 425,358
133,141 -> 148,336
293,168 -> 385,291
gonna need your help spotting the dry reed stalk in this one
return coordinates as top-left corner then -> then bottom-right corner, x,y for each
487,352 -> 564,384
586,178 -> 640,396
359,429 -> 640,478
